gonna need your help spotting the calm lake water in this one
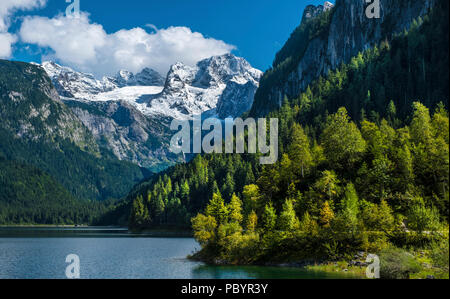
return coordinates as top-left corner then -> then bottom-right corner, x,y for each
0,227 -> 359,279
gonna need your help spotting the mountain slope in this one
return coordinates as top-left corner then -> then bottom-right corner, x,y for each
0,60 -> 150,208
250,0 -> 436,116
41,54 -> 262,171
0,158 -> 108,224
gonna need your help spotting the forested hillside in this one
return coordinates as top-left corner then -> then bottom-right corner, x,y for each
250,0 -> 438,117
123,0 -> 449,277
0,60 -> 151,224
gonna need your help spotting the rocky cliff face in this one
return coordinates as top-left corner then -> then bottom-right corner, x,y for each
41,54 -> 261,171
152,54 -> 262,119
65,100 -> 180,171
251,0 -> 436,116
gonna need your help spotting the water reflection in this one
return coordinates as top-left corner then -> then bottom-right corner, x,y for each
191,265 -> 361,279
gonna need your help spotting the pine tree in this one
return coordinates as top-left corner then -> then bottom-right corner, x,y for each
246,210 -> 258,232
288,123 -> 312,178
130,195 -> 150,228
299,212 -> 319,235
314,170 -> 340,202
181,180 -> 190,202
228,194 -> 243,224
191,214 -> 217,246
278,199 -> 300,232
242,184 -> 261,215
262,203 -> 277,232
221,173 -> 235,200
206,192 -> 228,225
320,201 -> 334,228
339,183 -> 360,228
321,107 -> 366,169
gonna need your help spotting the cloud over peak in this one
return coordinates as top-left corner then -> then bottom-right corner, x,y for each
19,12 -> 235,77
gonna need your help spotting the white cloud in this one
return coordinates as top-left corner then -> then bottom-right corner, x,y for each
0,0 -> 46,58
19,13 -> 235,77
0,0 -> 46,31
0,32 -> 17,58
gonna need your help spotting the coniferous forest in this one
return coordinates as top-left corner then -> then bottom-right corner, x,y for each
122,1 -> 449,278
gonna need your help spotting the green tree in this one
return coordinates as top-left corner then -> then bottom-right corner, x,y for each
242,184 -> 261,215
191,214 -> 217,247
288,123 -> 313,178
262,203 -> 277,232
278,199 -> 300,232
321,107 -> 366,169
338,183 -> 360,228
246,211 -> 258,232
320,201 -> 335,228
222,173 -> 235,200
130,195 -> 150,228
206,192 -> 228,225
407,198 -> 441,233
361,200 -> 395,233
299,212 -> 319,235
410,102 -> 433,145
228,194 -> 243,224
314,170 -> 340,202
181,180 -> 190,202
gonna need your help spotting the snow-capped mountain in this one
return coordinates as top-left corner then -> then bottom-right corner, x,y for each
40,54 -> 262,171
153,54 -> 262,119
42,61 -> 165,99
42,54 -> 262,120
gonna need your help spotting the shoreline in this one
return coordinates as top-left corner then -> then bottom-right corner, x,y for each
188,254 -> 367,278
0,225 -> 193,238
188,250 -> 368,278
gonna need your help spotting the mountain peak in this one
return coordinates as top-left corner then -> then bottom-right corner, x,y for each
41,54 -> 262,120
302,1 -> 334,24
157,54 -> 262,119
41,62 -> 165,99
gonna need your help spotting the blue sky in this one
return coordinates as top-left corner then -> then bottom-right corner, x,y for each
6,0 -> 327,75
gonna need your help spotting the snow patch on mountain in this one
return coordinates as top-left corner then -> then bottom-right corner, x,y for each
149,54 -> 263,119
41,61 -> 165,100
42,54 -> 262,120
40,54 -> 262,171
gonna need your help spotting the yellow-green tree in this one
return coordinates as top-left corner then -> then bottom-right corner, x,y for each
262,203 -> 277,232
130,195 -> 150,228
314,170 -> 340,202
288,123 -> 312,178
299,212 -> 319,235
246,211 -> 258,233
206,192 -> 228,225
320,201 -> 335,228
321,107 -> 366,169
191,214 -> 217,247
242,184 -> 261,215
278,199 -> 300,232
228,193 -> 243,224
